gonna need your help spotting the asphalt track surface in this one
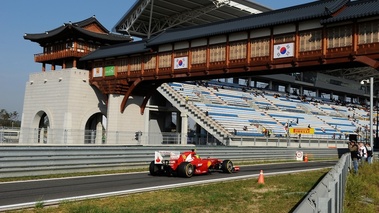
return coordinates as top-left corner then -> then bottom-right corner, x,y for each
0,161 -> 336,210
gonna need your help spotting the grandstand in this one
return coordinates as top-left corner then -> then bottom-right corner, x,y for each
162,80 -> 372,143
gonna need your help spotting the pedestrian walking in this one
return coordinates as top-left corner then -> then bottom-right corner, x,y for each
348,140 -> 359,174
365,142 -> 373,164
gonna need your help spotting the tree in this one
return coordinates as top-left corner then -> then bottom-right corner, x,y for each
0,109 -> 20,127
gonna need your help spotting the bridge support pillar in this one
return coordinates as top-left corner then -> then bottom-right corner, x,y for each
180,111 -> 188,145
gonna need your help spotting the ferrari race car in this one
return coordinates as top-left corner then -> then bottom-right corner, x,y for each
149,149 -> 240,178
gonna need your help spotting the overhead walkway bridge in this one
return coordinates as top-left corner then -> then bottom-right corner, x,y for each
81,0 -> 379,115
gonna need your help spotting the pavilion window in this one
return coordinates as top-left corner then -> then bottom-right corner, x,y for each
327,25 -> 352,48
358,20 -> 379,44
66,42 -> 74,50
274,34 -> 295,44
144,55 -> 156,70
250,37 -> 270,57
191,47 -> 206,64
77,42 -> 85,52
158,52 -> 171,68
174,50 -> 188,57
118,58 -> 128,72
209,44 -> 226,62
299,30 -> 322,51
229,41 -> 247,60
130,56 -> 142,71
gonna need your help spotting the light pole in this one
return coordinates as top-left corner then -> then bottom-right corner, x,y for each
361,77 -> 374,148
370,77 -> 374,149
376,91 -> 379,148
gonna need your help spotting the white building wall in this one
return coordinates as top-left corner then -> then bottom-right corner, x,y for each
106,94 -> 147,144
20,68 -> 106,144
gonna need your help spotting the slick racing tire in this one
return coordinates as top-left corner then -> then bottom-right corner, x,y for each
221,160 -> 233,174
177,162 -> 194,178
149,161 -> 160,176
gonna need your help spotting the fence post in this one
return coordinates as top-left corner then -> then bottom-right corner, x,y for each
64,129 -> 68,144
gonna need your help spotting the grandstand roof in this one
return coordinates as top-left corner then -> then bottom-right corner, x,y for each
146,0 -> 349,46
113,0 -> 271,38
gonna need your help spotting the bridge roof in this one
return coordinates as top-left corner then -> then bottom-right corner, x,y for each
321,0 -> 379,24
80,40 -> 150,61
146,0 -> 349,46
113,0 -> 271,38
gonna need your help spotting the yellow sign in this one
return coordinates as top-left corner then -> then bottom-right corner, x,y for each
289,127 -> 314,134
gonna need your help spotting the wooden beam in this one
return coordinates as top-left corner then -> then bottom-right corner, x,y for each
140,83 -> 162,115
120,78 -> 142,113
354,56 -> 379,70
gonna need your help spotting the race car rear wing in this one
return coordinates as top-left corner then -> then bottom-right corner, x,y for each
154,151 -> 180,164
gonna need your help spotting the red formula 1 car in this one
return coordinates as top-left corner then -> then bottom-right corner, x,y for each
149,149 -> 240,178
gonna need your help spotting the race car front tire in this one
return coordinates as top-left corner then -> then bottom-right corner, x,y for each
149,161 -> 160,176
221,160 -> 233,174
177,162 -> 194,178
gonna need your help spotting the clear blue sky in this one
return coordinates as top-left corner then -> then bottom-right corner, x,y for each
0,0 -> 314,115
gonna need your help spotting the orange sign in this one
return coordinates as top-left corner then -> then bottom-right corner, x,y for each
289,128 -> 315,134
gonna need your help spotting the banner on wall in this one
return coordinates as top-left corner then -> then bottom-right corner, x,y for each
92,67 -> 103,77
174,57 -> 188,69
273,42 -> 294,59
105,66 -> 115,76
289,127 -> 315,134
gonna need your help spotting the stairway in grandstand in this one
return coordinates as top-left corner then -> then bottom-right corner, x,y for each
157,83 -> 231,145
158,82 -> 367,144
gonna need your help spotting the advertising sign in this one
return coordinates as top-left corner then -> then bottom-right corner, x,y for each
105,66 -> 115,76
92,67 -> 103,78
296,151 -> 304,161
289,127 -> 315,134
174,57 -> 188,69
273,42 -> 294,59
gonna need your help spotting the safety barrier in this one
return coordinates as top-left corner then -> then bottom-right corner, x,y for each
0,145 -> 348,178
293,152 -> 351,213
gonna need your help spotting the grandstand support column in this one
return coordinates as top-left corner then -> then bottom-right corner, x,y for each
370,77 -> 374,149
180,111 -> 188,145
286,84 -> 291,94
268,81 -> 273,90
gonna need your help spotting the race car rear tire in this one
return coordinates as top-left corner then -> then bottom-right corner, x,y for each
177,162 -> 194,178
149,161 -> 160,176
221,160 -> 233,173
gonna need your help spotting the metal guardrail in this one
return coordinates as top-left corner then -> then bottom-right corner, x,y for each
293,152 -> 351,213
4,127 -> 351,148
0,145 -> 348,178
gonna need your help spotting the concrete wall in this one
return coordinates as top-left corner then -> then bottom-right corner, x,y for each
20,68 -> 107,144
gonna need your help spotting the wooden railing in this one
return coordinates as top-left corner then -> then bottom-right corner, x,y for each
34,50 -> 88,62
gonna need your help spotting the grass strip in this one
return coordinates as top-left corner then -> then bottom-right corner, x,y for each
344,161 -> 379,213
8,169 -> 330,213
